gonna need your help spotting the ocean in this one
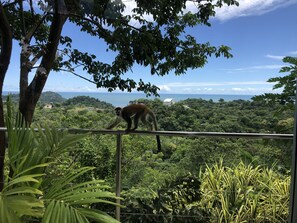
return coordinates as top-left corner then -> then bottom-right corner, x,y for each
56,92 -> 254,107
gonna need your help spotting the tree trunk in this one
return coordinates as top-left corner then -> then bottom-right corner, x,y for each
0,3 -> 13,191
19,5 -> 67,124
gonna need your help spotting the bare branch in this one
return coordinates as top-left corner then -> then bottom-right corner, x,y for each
67,12 -> 143,33
29,0 -> 34,18
30,49 -> 45,67
25,11 -> 50,43
18,0 -> 26,36
59,68 -> 97,85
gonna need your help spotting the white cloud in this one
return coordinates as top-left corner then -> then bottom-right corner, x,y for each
215,0 -> 297,21
123,0 -> 297,24
123,0 -> 154,26
160,85 -> 281,95
290,51 -> 297,55
265,54 -> 284,60
231,87 -> 256,92
165,81 -> 273,88
149,82 -> 277,94
228,64 -> 283,72
232,87 -> 244,91
228,86 -> 279,94
158,85 -> 171,92
204,88 -> 213,91
245,65 -> 283,69
43,84 -> 108,92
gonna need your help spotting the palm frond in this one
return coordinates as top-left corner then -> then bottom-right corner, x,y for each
35,125 -> 88,158
0,171 -> 44,222
43,167 -> 120,223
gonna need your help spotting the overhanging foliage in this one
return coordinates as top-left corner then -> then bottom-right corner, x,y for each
253,56 -> 297,111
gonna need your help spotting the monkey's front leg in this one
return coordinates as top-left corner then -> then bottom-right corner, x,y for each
106,117 -> 121,129
131,113 -> 141,131
123,116 -> 133,131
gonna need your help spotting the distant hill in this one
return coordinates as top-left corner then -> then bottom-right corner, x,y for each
39,91 -> 66,103
63,96 -> 114,109
3,92 -> 114,109
3,93 -> 19,102
3,91 -> 66,104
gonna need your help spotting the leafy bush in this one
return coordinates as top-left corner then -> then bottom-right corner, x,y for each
199,161 -> 290,222
122,175 -> 208,223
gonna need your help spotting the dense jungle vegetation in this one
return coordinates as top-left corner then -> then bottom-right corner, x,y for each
6,91 -> 292,222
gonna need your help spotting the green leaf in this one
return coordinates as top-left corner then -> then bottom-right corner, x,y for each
5,195 -> 44,217
44,167 -> 94,199
0,193 -> 44,220
4,187 -> 43,196
78,208 -> 120,223
6,174 -> 43,188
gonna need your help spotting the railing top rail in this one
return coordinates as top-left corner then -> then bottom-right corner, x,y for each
0,127 -> 293,140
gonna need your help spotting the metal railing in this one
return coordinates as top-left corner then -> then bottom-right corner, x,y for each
0,128 -> 295,221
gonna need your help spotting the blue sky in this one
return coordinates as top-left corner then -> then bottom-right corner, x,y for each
4,0 -> 297,95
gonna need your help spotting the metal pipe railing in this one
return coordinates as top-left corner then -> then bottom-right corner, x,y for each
0,127 -> 293,139
67,128 -> 294,139
0,127 -> 294,221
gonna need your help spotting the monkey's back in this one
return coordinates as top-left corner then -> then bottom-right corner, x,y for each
122,104 -> 151,114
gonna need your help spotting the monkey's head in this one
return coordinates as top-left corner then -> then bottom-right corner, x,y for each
115,107 -> 122,116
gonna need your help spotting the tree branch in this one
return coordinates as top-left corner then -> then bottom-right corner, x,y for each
59,68 -> 97,85
25,11 -> 50,43
67,12 -> 143,33
29,49 -> 45,67
29,0 -> 34,18
18,0 -> 26,36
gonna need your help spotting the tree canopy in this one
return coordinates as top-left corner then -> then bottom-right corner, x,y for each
1,0 -> 238,122
253,56 -> 297,111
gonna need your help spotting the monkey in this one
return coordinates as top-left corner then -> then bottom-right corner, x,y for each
106,104 -> 161,152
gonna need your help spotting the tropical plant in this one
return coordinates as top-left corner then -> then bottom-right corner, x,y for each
122,175 -> 207,223
0,165 -> 45,223
0,101 -> 120,223
199,160 -> 290,222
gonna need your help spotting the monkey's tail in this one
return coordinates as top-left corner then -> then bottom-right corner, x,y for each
156,135 -> 161,153
150,111 -> 161,152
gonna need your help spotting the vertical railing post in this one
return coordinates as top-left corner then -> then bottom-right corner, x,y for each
115,132 -> 122,221
289,79 -> 297,223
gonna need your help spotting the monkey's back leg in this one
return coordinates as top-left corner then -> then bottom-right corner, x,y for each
131,110 -> 145,130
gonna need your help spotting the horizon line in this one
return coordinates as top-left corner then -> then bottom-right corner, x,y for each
3,90 -> 256,96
